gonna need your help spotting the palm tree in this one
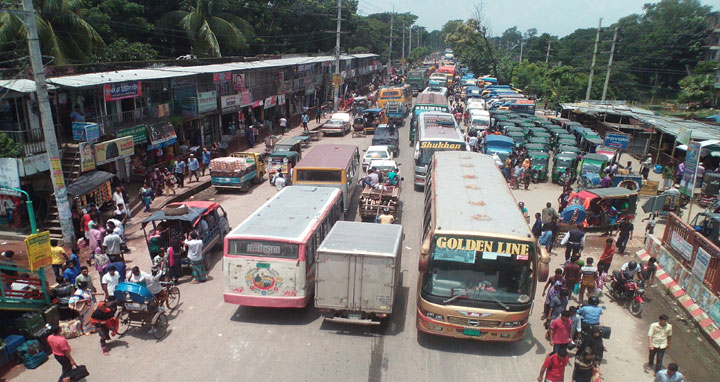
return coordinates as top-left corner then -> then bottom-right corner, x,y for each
0,0 -> 105,64
159,0 -> 254,58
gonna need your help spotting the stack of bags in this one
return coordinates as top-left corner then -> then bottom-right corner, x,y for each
211,157 -> 252,174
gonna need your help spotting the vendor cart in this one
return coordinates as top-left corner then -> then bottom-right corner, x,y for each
358,185 -> 400,222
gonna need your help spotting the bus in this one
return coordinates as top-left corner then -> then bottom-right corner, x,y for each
417,152 -> 550,341
377,84 -> 412,112
407,70 -> 427,96
291,144 -> 360,213
409,92 -> 450,143
436,65 -> 456,87
223,186 -> 344,308
412,112 -> 466,190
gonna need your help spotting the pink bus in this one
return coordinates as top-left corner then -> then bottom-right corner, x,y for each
223,186 -> 344,308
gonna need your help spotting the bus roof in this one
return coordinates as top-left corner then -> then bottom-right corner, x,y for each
431,152 -> 532,238
295,144 -> 358,169
228,186 -> 341,242
415,93 -> 447,106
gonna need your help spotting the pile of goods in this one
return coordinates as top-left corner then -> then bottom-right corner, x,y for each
211,157 -> 255,175
359,185 -> 400,221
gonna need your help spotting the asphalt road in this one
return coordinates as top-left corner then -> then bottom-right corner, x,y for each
13,112 -> 720,382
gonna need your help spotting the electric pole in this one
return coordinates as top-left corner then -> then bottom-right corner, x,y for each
22,0 -> 75,244
585,18 -> 602,100
401,20 -> 405,63
387,10 -> 394,81
333,0 -> 342,112
409,26 -> 412,61
518,39 -> 523,63
545,39 -> 551,65
601,27 -> 619,101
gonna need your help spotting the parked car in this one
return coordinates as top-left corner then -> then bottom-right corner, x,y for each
321,112 -> 352,136
372,124 -> 399,155
363,145 -> 393,171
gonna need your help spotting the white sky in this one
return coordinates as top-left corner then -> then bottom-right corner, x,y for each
356,0 -> 719,36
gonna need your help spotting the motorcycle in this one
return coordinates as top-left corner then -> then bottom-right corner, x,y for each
608,271 -> 645,317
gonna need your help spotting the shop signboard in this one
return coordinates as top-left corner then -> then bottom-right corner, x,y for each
240,89 -> 252,107
104,81 -> 142,101
147,122 -> 177,150
277,94 -> 286,105
94,136 -> 134,165
19,152 -> 50,177
0,158 -> 20,196
221,94 -> 240,111
79,142 -> 96,172
680,141 -> 701,197
213,72 -> 232,83
198,91 -> 218,114
251,99 -> 264,108
264,96 -> 276,109
117,125 -> 148,145
692,247 -> 711,281
72,122 -> 100,142
50,157 -> 65,189
603,133 -> 630,150
670,231 -> 693,261
233,73 -> 245,91
25,231 -> 52,271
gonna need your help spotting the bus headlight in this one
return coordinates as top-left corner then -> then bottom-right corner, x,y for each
422,310 -> 443,321
503,320 -> 524,327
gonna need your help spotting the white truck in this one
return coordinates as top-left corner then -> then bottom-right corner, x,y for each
314,221 -> 403,325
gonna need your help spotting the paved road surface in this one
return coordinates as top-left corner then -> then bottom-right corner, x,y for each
12,113 -> 720,382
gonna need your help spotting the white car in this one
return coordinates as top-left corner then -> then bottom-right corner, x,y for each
368,159 -> 399,175
362,145 -> 393,171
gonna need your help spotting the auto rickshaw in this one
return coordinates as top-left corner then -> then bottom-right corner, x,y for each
526,137 -> 550,152
524,143 -> 545,153
699,172 -> 720,207
552,153 -> 578,183
274,137 -> 303,156
353,115 -> 366,137
507,131 -> 525,149
579,153 -> 610,176
556,145 -> 580,156
362,108 -> 387,134
555,137 -> 578,149
267,151 -> 300,185
352,96 -> 369,114
560,187 -> 638,232
503,125 -> 523,135
534,131 -> 552,142
528,150 -> 549,183
690,212 -> 720,247
264,135 -> 281,155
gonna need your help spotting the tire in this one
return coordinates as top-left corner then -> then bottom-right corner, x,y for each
629,300 -> 643,317
152,313 -> 168,339
116,310 -> 131,336
166,287 -> 181,310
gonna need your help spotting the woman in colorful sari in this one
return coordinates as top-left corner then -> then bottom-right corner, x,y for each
88,222 -> 104,255
167,241 -> 182,283
68,281 -> 96,334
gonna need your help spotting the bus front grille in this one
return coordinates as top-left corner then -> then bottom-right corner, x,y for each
447,316 -> 500,327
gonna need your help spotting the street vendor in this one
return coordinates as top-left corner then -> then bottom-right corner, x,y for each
90,300 -> 119,356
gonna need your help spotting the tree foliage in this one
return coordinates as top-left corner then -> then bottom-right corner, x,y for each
0,133 -> 24,158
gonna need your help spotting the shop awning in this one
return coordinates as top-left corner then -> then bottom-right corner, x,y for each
66,171 -> 116,197
676,140 -> 720,151
0,79 -> 56,93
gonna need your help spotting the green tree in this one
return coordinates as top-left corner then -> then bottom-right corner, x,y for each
678,62 -> 718,104
0,0 -> 105,64
159,0 -> 254,57
0,133 -> 24,158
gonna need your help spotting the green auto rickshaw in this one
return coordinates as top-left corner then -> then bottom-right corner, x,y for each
552,153 -> 578,183
507,131 -> 526,148
527,137 -> 550,151
528,150 -> 550,183
504,126 -> 524,135
555,137 -> 578,149
556,145 -> 581,156
579,153 -> 610,176
525,143 -> 546,153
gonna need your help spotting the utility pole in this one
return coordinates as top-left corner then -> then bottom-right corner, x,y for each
21,0 -> 74,244
601,27 -> 619,101
518,39 -> 523,63
408,26 -> 412,61
545,39 -> 551,65
333,0 -> 342,112
401,20 -> 405,63
387,10 -> 394,81
585,18 -> 602,100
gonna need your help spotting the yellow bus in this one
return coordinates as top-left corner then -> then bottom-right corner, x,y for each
292,144 -> 360,213
417,151 -> 550,342
377,84 -> 412,111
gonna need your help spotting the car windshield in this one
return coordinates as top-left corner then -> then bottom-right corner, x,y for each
366,150 -> 389,159
421,236 -> 533,305
531,157 -> 548,166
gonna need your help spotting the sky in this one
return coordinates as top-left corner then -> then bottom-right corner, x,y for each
355,0 -> 719,37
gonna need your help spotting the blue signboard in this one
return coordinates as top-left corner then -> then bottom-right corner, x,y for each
71,122 -> 99,142
603,133 -> 630,150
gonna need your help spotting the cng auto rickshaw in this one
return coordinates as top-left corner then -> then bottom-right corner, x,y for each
274,137 -> 303,156
527,137 -> 550,152
560,187 -> 638,232
528,150 -> 550,183
352,96 -> 369,114
524,143 -> 546,153
556,138 -> 578,149
552,153 -> 578,183
579,153 -> 610,176
507,131 -> 525,149
556,145 -> 580,156
363,108 -> 387,134
691,212 -> 720,247
267,151 -> 300,185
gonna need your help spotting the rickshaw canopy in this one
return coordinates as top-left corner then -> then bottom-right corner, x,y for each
142,201 -> 220,227
115,282 -> 154,303
268,151 -> 300,160
560,204 -> 587,224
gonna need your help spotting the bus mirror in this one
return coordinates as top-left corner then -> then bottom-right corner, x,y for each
538,246 -> 551,282
418,254 -> 430,272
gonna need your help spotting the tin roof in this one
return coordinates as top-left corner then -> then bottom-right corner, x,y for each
0,79 -> 56,93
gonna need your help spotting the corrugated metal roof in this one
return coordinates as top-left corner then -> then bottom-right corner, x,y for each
0,79 -> 56,93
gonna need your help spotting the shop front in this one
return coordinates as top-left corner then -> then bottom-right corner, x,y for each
93,136 -> 134,182
66,170 -> 116,215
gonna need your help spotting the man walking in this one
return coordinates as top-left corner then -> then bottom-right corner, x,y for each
537,347 -> 569,382
548,310 -> 573,354
274,173 -> 286,191
174,157 -> 186,188
561,225 -> 585,262
48,325 -> 77,378
616,217 -> 634,254
279,116 -> 287,134
562,255 -> 581,298
201,147 -> 211,176
662,162 -> 675,190
648,314 -> 672,374
301,112 -> 310,131
655,363 -> 684,382
186,232 -> 207,284
187,154 -> 200,183
541,202 -> 558,225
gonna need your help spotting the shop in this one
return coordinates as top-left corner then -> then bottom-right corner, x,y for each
92,136 -> 134,182
66,170 -> 116,213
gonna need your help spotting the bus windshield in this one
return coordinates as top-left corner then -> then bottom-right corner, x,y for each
227,239 -> 299,259
295,169 -> 342,182
381,91 -> 401,98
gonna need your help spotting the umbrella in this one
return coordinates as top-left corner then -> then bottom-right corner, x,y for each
560,204 -> 587,224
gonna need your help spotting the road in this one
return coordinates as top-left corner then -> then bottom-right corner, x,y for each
13,113 -> 720,382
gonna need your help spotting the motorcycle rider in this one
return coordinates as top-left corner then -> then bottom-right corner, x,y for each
614,261 -> 641,294
579,325 -> 606,365
577,296 -> 603,333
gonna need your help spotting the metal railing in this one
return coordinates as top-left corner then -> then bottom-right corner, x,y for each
0,127 -> 46,155
88,106 -> 157,135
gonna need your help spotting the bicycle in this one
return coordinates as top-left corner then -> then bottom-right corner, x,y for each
159,280 -> 181,310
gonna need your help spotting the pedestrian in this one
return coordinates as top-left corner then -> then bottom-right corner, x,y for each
641,154 -> 653,180
102,226 -> 123,263
616,217 -> 634,254
50,239 -> 68,281
101,265 -> 120,301
186,231 -> 207,284
625,160 -> 633,174
542,216 -> 559,252
696,162 -> 705,189
512,163 -> 524,188
315,108 -> 321,123
81,209 -> 92,244
90,300 -> 119,356
561,224 -> 585,263
468,135 -> 478,152
274,173 -> 286,191
75,266 -> 95,292
187,154 -> 200,182
572,348 -> 598,382
69,280 -> 96,334
301,112 -> 310,131
643,212 -> 658,240
541,269 -> 565,320
579,325 -> 606,365
112,187 -> 125,209
558,188 -> 571,213
648,314 -> 672,374
139,182 -> 154,213
542,202 -> 558,225
167,241 -> 183,283
549,310 -> 573,354
654,363 -> 684,382
597,238 -> 615,274
537,347 -> 569,382
174,157 -> 186,188
162,168 -> 177,196
532,212 -> 543,237
578,257 -> 598,305
562,256 -> 581,297
662,162 -> 675,190
546,288 -> 569,328
62,260 -> 79,286
201,147 -> 212,176
279,115 -> 287,133
48,325 -> 77,378
641,257 -> 658,286
675,161 -> 685,185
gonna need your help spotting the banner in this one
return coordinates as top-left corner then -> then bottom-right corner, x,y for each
72,122 -> 99,142
603,133 -> 630,150
680,141 -> 701,197
197,91 -> 218,114
104,81 -> 142,101
213,72 -> 232,83
79,142 -> 96,172
677,127 -> 691,146
147,122 -> 177,149
25,231 -> 52,271
117,125 -> 148,145
50,157 -> 65,189
264,96 -> 277,109
220,94 -> 240,111
240,89 -> 252,107
251,99 -> 264,108
233,73 -> 245,91
94,136 -> 134,165
0,158 -> 20,196
692,247 -> 711,281
277,94 -> 286,105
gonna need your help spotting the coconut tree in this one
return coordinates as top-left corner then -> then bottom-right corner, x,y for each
0,0 -> 105,64
159,0 -> 254,58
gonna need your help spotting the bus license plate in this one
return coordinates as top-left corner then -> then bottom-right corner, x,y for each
348,313 -> 361,320
463,329 -> 482,336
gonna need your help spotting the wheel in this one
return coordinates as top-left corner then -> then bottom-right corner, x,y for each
629,300 -> 643,317
166,286 -> 181,310
152,312 -> 168,339
116,310 -> 131,336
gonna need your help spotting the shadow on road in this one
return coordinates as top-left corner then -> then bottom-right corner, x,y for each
416,323 -> 543,357
230,303 -> 320,326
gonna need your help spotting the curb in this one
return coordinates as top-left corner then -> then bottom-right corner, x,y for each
635,249 -> 720,351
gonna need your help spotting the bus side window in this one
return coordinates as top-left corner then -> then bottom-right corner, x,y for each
307,232 -> 317,267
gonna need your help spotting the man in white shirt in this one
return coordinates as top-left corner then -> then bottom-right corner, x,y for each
112,187 -> 125,209
106,219 -> 124,241
274,173 -> 286,191
279,117 -> 287,133
101,265 -> 121,301
185,232 -> 206,284
102,227 -> 123,263
468,135 -> 478,152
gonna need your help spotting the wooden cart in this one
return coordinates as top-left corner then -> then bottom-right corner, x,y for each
358,185 -> 400,222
